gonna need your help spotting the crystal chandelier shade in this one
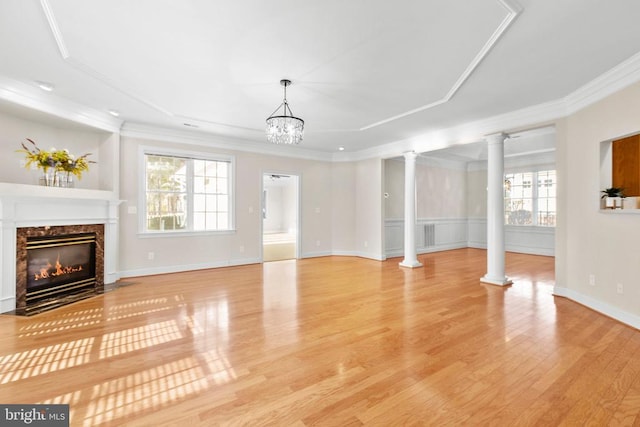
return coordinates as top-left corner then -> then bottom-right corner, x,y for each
266,79 -> 304,145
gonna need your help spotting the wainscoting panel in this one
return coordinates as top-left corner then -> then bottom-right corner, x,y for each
385,218 -> 468,258
467,218 -> 555,256
388,218 -> 555,258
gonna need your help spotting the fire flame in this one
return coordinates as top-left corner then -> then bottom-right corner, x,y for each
34,253 -> 83,281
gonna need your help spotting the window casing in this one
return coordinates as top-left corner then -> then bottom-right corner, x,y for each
504,169 -> 556,227
142,150 -> 234,234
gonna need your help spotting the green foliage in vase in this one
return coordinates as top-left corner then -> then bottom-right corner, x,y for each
17,138 -> 95,179
601,187 -> 624,198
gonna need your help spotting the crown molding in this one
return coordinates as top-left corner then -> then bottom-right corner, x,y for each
121,123 -> 334,162
335,99 -> 565,162
0,76 -> 122,132
340,50 -> 640,162
564,50 -> 640,115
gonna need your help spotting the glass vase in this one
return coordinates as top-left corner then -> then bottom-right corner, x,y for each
59,173 -> 74,188
39,169 -> 57,186
39,170 -> 74,187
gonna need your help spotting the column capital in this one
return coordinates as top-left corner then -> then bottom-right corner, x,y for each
403,151 -> 418,161
484,132 -> 508,145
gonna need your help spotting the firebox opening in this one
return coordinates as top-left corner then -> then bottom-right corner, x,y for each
24,232 -> 97,313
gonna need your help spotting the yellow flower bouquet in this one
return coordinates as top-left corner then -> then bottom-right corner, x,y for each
18,138 -> 95,186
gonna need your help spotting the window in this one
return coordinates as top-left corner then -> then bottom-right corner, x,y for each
504,169 -> 556,226
144,151 -> 233,233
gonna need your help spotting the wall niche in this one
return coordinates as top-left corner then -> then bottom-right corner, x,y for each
612,134 -> 640,197
600,133 -> 640,210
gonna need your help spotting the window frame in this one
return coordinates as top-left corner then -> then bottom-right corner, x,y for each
504,165 -> 556,228
138,146 -> 235,236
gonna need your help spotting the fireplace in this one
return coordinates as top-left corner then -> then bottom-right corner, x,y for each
16,224 -> 104,315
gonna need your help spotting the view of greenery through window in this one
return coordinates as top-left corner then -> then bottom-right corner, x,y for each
145,154 -> 231,232
504,170 -> 556,226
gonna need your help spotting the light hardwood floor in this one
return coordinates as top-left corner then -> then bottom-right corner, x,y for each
1,249 -> 639,426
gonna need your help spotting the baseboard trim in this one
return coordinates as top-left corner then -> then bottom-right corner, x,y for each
0,296 -> 16,314
120,257 -> 262,278
505,245 -> 555,256
300,250 -> 333,259
386,242 -> 467,258
553,286 -> 640,330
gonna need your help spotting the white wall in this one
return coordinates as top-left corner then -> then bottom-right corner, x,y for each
118,136 -> 343,276
384,159 -> 404,219
555,80 -> 640,328
282,178 -> 298,234
466,168 -> 487,218
384,157 -> 467,220
417,158 -> 467,218
263,184 -> 284,233
264,186 -> 280,232
331,161 -> 357,255
0,110 -> 112,190
355,158 -> 384,260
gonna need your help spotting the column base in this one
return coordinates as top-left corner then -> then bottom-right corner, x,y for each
480,275 -> 513,286
399,260 -> 423,268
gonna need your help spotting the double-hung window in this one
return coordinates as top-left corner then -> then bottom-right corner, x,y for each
504,169 -> 556,227
143,150 -> 234,233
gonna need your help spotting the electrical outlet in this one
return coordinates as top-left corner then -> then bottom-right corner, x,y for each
239,245 -> 245,253
589,274 -> 595,286
316,240 -> 320,247
364,240 -> 368,248
617,283 -> 624,294
148,252 -> 155,260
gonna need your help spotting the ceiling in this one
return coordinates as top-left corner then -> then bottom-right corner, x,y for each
1,0 -> 640,156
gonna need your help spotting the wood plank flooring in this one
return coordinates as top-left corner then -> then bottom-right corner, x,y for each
1,249 -> 639,426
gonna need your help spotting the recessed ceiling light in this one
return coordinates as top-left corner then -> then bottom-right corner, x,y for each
108,110 -> 120,117
36,81 -> 54,92
338,146 -> 345,151
183,123 -> 199,128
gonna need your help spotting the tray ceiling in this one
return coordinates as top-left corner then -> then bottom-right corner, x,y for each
1,0 -> 640,154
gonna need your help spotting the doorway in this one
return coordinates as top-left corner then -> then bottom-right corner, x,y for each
262,173 -> 299,262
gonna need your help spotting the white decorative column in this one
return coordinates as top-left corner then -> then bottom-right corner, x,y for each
481,133 -> 512,286
399,151 -> 422,268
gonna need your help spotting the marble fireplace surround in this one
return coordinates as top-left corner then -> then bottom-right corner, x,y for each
0,183 -> 120,313
16,224 -> 104,315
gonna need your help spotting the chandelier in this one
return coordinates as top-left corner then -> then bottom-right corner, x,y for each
266,79 -> 304,144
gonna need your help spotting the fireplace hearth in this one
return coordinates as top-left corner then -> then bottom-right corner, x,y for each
16,225 -> 104,315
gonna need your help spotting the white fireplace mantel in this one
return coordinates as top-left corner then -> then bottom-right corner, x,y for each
0,183 -> 121,313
